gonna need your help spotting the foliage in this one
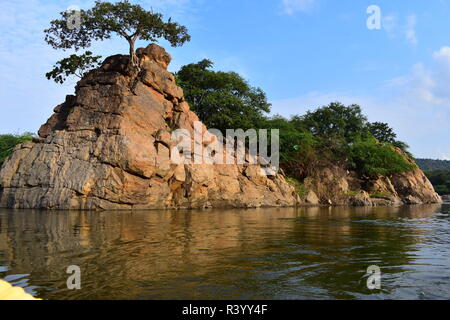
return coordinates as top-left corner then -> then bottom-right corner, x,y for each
370,191 -> 393,199
286,177 -> 308,197
424,170 -> 450,195
261,115 -> 317,177
0,133 -> 35,166
417,159 -> 450,171
44,0 -> 190,82
176,59 -> 271,134
294,102 -> 370,146
367,121 -> 410,154
350,138 -> 416,178
176,60 -> 417,181
367,122 -> 397,144
46,51 -> 102,84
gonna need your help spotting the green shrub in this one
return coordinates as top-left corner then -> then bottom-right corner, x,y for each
286,177 -> 309,197
0,133 -> 34,166
350,138 -> 416,178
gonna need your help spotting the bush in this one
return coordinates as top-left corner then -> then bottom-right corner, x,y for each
262,115 -> 317,163
350,138 -> 416,178
0,133 -> 34,166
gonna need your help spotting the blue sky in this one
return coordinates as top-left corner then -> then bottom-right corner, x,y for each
1,0 -> 450,159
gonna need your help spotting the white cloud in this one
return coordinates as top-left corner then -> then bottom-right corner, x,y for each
405,15 -> 418,45
382,15 -> 398,35
382,13 -> 418,46
281,0 -> 317,15
432,46 -> 450,65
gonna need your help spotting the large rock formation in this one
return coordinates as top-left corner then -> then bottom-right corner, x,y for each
0,44 -> 442,210
0,44 -> 298,210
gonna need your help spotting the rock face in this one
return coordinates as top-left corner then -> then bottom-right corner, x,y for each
299,161 -> 442,206
0,44 -> 298,210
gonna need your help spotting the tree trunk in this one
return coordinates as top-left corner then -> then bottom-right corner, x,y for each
129,39 -> 137,69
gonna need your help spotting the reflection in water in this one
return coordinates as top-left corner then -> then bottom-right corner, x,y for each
0,204 -> 449,300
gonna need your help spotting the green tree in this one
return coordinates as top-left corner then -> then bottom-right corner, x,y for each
0,133 -> 35,166
45,0 -> 190,83
46,51 -> 102,84
296,102 -> 370,145
262,115 -> 317,178
367,121 -> 410,153
176,59 -> 271,133
367,122 -> 397,144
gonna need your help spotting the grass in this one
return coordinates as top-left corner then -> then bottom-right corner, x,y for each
370,191 -> 392,199
286,177 -> 309,197
346,190 -> 360,197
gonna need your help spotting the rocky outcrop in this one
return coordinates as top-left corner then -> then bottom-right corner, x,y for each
0,44 -> 298,210
0,44 -> 442,210
298,161 -> 442,206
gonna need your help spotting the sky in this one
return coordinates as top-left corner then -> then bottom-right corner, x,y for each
1,0 -> 450,159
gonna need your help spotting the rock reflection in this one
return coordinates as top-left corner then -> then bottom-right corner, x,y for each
0,204 -> 446,300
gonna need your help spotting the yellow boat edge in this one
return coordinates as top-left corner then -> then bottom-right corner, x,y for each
0,279 -> 41,300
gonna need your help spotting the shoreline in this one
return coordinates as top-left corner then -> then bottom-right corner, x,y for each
0,201 -> 444,212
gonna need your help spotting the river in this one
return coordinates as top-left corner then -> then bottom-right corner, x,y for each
1,204 -> 449,300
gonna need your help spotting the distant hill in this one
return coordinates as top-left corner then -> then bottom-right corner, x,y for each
417,159 -> 450,195
416,158 -> 450,171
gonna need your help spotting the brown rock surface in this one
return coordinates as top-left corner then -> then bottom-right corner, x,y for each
302,161 -> 442,206
0,44 -> 298,210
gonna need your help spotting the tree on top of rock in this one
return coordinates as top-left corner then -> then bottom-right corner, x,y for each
44,0 -> 191,83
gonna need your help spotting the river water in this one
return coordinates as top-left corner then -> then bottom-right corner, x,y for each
1,204 -> 449,300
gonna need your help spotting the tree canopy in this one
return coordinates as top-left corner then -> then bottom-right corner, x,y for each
45,0 -> 190,83
176,59 -> 271,133
367,122 -> 397,144
294,102 -> 370,145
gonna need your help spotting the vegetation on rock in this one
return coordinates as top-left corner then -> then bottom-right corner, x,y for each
0,133 -> 34,166
177,61 -> 416,181
349,138 -> 416,178
45,0 -> 190,83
